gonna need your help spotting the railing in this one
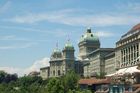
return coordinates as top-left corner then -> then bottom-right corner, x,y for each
95,87 -> 140,93
134,87 -> 140,93
95,89 -> 109,93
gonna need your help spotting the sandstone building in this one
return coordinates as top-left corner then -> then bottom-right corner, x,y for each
40,23 -> 140,79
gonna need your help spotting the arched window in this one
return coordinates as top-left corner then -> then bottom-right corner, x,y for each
53,70 -> 55,76
58,70 -> 60,75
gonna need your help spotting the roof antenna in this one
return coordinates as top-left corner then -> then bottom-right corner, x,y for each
56,41 -> 58,49
68,34 -> 70,42
67,34 -> 70,43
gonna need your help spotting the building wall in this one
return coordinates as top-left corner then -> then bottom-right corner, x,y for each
49,61 -> 64,77
116,31 -> 140,69
105,53 -> 115,75
89,53 -> 101,76
79,42 -> 100,59
83,64 -> 90,77
40,67 -> 50,80
83,49 -> 114,77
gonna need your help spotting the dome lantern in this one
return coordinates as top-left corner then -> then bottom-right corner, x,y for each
51,43 -> 62,60
64,40 -> 74,50
79,28 -> 99,43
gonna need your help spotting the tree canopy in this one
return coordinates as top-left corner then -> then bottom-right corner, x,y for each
0,70 -> 92,93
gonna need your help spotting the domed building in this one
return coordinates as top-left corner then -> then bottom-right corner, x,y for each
78,28 -> 100,59
49,41 -> 75,77
49,47 -> 63,77
50,48 -> 62,60
116,23 -> 140,69
78,28 -> 114,77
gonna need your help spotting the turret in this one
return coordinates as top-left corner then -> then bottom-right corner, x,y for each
63,40 -> 75,59
62,40 -> 75,72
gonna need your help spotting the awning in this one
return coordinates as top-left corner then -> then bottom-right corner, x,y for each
106,66 -> 140,77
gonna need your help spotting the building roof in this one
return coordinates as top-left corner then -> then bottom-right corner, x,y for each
88,48 -> 114,56
106,66 -> 140,76
104,52 -> 115,58
40,66 -> 50,70
128,23 -> 140,33
79,28 -> 99,43
53,48 -> 61,54
117,23 -> 140,42
64,41 -> 74,50
79,78 -> 110,85
51,47 -> 62,60
28,71 -> 40,76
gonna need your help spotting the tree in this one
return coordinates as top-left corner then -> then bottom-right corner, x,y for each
46,77 -> 64,93
63,70 -> 80,93
96,72 -> 106,79
0,71 -> 18,83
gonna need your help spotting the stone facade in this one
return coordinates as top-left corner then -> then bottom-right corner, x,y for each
78,29 -> 115,77
40,41 -> 83,78
40,67 -> 50,79
40,24 -> 140,79
104,52 -> 115,75
78,28 -> 100,59
116,23 -> 140,69
40,28 -> 116,78
49,41 -> 75,77
82,48 -> 114,77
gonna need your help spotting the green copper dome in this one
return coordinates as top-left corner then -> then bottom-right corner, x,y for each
80,28 -> 99,42
64,41 -> 74,50
53,48 -> 61,54
51,48 -> 62,59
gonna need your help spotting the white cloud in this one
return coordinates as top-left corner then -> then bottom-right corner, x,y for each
8,8 -> 140,27
0,57 -> 50,76
0,25 -> 69,38
0,35 -> 15,40
95,31 -> 114,37
0,1 -> 11,14
25,57 -> 50,73
117,2 -> 140,14
0,35 -> 28,41
0,43 -> 36,50
0,67 -> 23,76
0,25 -> 46,33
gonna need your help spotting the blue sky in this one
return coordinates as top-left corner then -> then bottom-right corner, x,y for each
0,0 -> 140,75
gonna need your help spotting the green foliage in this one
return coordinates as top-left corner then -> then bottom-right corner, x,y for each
46,70 -> 79,93
0,70 -> 92,93
0,71 -> 18,83
0,74 -> 48,93
46,77 -> 64,93
63,70 -> 79,92
96,72 -> 106,79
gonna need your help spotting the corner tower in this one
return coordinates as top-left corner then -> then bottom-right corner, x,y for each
62,40 -> 75,73
78,28 -> 100,59
50,46 -> 63,77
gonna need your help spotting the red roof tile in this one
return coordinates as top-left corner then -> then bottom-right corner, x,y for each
129,23 -> 140,33
79,78 -> 111,85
